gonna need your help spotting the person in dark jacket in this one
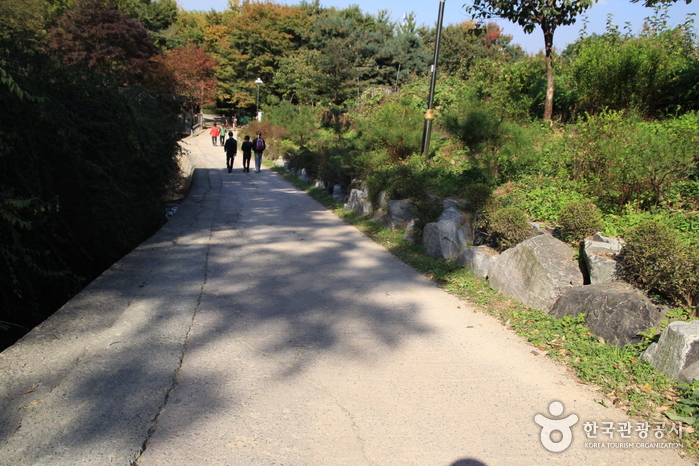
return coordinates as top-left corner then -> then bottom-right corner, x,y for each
240,135 -> 253,173
251,132 -> 266,173
224,131 -> 238,173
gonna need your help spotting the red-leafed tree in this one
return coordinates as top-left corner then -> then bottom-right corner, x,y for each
49,0 -> 157,84
151,44 -> 217,113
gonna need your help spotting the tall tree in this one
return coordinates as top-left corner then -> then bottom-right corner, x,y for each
440,20 -> 521,77
49,0 -> 157,85
214,2 -> 310,109
465,0 -> 596,120
149,44 -> 217,112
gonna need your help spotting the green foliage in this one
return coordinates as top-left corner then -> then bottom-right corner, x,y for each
666,389 -> 699,426
439,21 -> 523,78
412,195 -> 445,242
569,22 -> 699,116
463,183 -> 492,211
465,0 -> 596,120
49,0 -> 158,85
493,121 -> 556,180
500,179 -> 586,223
620,220 -> 699,308
267,102 -> 319,146
356,95 -> 423,162
444,100 -> 506,151
479,205 -> 531,251
0,43 -> 180,348
566,110 -> 698,210
557,199 -> 603,242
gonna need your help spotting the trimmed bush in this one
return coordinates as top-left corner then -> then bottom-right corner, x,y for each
620,220 -> 699,309
557,199 -> 603,242
480,206 -> 531,251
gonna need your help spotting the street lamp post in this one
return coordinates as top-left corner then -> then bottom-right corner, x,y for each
421,0 -> 446,156
255,78 -> 263,121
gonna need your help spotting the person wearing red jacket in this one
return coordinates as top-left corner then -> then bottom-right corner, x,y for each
209,123 -> 220,146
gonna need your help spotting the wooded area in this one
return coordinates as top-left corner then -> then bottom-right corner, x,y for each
0,0 -> 697,349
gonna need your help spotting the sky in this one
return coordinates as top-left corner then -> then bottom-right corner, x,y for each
176,0 -> 697,53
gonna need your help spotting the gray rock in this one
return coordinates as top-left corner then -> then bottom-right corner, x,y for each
487,234 -> 584,311
592,232 -> 625,250
423,207 -> 475,260
377,191 -> 390,210
439,206 -> 464,223
456,246 -> 499,279
403,219 -> 417,244
528,222 -> 546,235
442,199 -> 460,210
296,168 -> 311,183
642,320 -> 699,382
332,184 -> 345,202
274,157 -> 285,167
583,238 -> 622,284
344,189 -> 368,216
380,200 -> 415,231
389,200 -> 415,222
424,220 -> 464,259
550,281 -> 666,346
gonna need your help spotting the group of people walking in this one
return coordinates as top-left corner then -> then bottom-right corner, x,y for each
210,123 -> 266,174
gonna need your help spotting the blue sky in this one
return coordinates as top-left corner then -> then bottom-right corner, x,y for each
176,0 -> 697,53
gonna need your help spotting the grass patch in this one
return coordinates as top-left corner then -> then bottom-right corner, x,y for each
272,163 -> 699,458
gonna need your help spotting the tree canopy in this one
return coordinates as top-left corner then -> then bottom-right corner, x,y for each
465,0 -> 596,120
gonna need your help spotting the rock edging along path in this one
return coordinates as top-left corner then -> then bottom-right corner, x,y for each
0,132 -> 691,465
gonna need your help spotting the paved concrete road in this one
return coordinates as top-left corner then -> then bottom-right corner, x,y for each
0,132 -> 692,465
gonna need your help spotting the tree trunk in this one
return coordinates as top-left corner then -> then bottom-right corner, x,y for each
542,26 -> 555,122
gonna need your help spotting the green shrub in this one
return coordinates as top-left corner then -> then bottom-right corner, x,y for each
569,27 -> 696,117
480,206 -> 531,251
620,220 -> 699,309
365,162 -> 435,208
444,101 -> 505,151
565,111 -> 698,210
557,199 -> 603,242
412,195 -> 445,241
356,96 -> 423,162
498,178 -> 586,223
463,183 -> 492,211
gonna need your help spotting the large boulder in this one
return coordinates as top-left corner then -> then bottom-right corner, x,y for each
456,246 -> 499,279
343,189 -> 372,216
583,233 -> 624,284
642,321 -> 699,383
423,207 -> 474,260
380,200 -> 416,231
550,281 -> 666,346
487,234 -> 584,311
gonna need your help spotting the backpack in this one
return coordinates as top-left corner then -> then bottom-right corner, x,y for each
255,138 -> 265,151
